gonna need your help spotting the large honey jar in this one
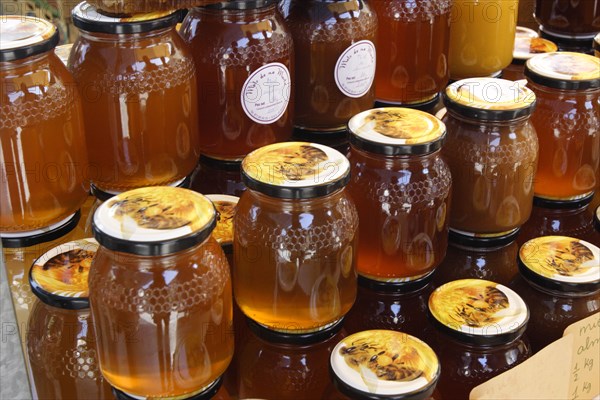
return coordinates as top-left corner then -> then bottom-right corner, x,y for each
428,279 -> 531,399
281,0 -> 376,135
535,0 -> 600,40
525,52 -> 600,205
0,16 -> 89,234
372,0 -> 451,107
27,238 -> 112,400
441,78 -> 538,243
448,0 -> 519,80
234,142 -> 358,333
347,108 -> 452,287
70,2 -> 200,193
181,1 -> 294,161
89,187 -> 233,399
328,330 -> 441,399
510,236 -> 600,353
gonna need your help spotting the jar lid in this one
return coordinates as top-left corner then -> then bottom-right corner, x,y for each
330,330 -> 440,400
594,33 -> 600,53
525,52 -> 600,90
513,37 -> 558,63
241,142 -> 351,199
0,16 -> 59,62
515,26 -> 539,40
348,108 -> 446,156
92,187 -> 217,256
72,2 -> 180,35
203,0 -> 277,10
112,376 -> 223,400
205,194 -> 238,254
595,206 -> 600,233
448,227 -> 520,249
247,316 -> 344,345
0,211 -> 81,249
29,238 -> 98,310
443,78 -> 536,121
518,236 -> 600,294
428,279 -> 529,346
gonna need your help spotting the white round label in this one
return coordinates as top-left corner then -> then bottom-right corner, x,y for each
241,62 -> 291,125
334,40 -> 376,99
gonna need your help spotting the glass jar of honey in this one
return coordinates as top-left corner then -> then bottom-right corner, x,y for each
235,142 -> 358,334
372,0 -> 451,107
89,187 -> 233,399
206,194 -> 238,269
281,0 -> 376,135
428,279 -> 531,399
236,318 -> 345,399
27,238 -> 112,400
347,108 -> 452,287
510,236 -> 600,353
525,52 -> 600,204
190,156 -> 246,198
449,0 -> 519,80
534,0 -> 600,39
1,16 -> 90,234
181,1 -> 294,162
70,3 -> 200,193
441,78 -> 538,242
329,330 -> 441,400
503,36 -> 557,82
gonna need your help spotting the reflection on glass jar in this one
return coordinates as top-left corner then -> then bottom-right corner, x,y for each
329,330 -> 441,400
236,319 -> 345,399
89,187 -> 233,398
525,52 -> 600,204
347,108 -> 451,285
428,279 -> 531,399
281,0 -> 377,134
234,142 -> 358,333
434,238 -> 520,287
441,78 -> 539,240
70,3 -> 200,193
27,239 -> 112,400
372,0 -> 451,106
534,0 -> 600,38
510,236 -> 600,353
448,0 -> 519,79
181,1 -> 294,161
0,16 -> 89,233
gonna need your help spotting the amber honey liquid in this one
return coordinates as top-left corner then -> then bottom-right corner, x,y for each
70,28 -> 200,192
181,6 -> 294,161
234,190 -> 358,332
89,238 -> 233,398
1,52 -> 89,232
372,0 -> 451,104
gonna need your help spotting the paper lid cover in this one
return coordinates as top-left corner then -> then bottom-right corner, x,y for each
513,37 -> 558,60
330,330 -> 440,399
525,52 -> 600,90
205,194 -> 239,248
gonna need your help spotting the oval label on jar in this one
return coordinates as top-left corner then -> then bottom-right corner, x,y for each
241,62 -> 291,125
335,40 -> 376,99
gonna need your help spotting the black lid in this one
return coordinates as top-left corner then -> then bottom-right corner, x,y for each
539,29 -> 596,54
533,192 -> 595,209
241,142 -> 351,199
357,273 -> 433,293
525,52 -> 600,90
330,330 -> 441,400
428,279 -> 529,346
29,238 -> 98,310
595,205 -> 600,233
72,2 -> 180,35
112,376 -> 223,400
92,187 -> 217,256
199,154 -> 243,171
518,236 -> 600,295
91,175 -> 192,202
443,78 -> 537,122
246,316 -> 344,345
594,33 -> 600,53
374,93 -> 441,113
0,16 -> 60,63
449,227 -> 520,249
1,211 -> 80,249
203,0 -> 277,10
347,108 -> 447,156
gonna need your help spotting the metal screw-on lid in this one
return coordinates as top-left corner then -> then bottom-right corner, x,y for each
1,211 -> 81,249
525,52 -> 600,90
241,142 -> 351,199
0,16 -> 59,62
92,187 -> 217,256
330,330 -> 440,400
202,0 -> 277,10
518,236 -> 600,295
428,279 -> 529,346
29,239 -> 98,310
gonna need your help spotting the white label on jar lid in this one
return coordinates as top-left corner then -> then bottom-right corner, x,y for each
335,40 -> 376,98
241,62 -> 291,125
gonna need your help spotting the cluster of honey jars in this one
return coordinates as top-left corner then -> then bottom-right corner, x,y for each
2,2 -> 600,400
